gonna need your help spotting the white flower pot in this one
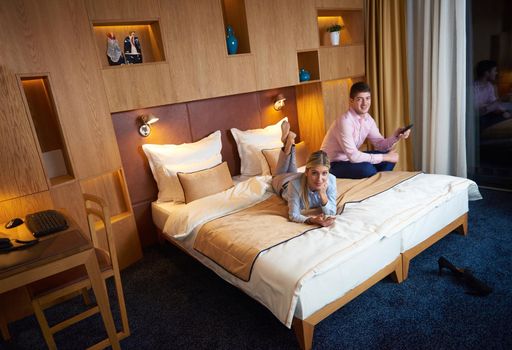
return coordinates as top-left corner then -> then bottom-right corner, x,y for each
330,31 -> 340,46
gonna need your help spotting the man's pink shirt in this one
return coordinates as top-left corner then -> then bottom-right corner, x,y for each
321,108 -> 398,164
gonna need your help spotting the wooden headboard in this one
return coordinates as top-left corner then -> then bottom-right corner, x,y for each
112,87 -> 300,246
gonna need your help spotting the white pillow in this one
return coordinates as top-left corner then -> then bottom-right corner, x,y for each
142,131 -> 222,202
231,117 -> 287,176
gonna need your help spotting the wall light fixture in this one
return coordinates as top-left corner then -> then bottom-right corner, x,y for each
273,93 -> 286,111
138,114 -> 159,137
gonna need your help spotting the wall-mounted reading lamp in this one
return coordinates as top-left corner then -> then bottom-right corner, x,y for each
138,114 -> 159,137
273,93 -> 286,111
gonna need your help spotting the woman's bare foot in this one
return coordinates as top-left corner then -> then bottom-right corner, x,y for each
284,131 -> 296,155
281,120 -> 290,144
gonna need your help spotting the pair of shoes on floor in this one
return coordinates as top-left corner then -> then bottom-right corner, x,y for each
438,256 -> 493,296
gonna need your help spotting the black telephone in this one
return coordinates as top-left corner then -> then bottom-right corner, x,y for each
400,123 -> 414,134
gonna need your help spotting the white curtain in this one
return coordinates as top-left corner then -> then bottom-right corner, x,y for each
407,0 -> 467,176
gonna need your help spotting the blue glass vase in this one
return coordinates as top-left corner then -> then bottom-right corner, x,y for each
299,68 -> 311,82
226,25 -> 238,55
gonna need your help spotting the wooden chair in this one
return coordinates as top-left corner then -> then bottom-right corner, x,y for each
28,194 -> 130,349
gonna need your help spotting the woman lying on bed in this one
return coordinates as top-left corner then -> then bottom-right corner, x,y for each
272,121 -> 337,227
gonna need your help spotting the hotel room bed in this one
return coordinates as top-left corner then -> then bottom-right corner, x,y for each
111,108 -> 481,350
152,172 -> 480,350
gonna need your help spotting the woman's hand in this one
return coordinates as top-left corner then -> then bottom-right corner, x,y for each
318,182 -> 329,205
307,214 -> 335,227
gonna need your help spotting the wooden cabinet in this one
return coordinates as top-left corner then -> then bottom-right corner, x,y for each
0,0 -> 138,275
161,0 -> 257,103
101,62 -> 176,112
319,45 -> 365,81
246,0 -> 318,90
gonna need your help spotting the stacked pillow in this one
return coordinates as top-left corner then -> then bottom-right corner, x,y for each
177,162 -> 233,203
231,117 -> 287,176
143,119 -> 304,203
142,131 -> 223,203
261,141 -> 308,175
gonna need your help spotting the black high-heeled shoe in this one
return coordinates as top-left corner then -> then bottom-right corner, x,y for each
438,256 -> 464,277
437,256 -> 493,296
461,269 -> 493,296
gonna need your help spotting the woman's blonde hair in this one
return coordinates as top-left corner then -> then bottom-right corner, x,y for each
300,150 -> 330,209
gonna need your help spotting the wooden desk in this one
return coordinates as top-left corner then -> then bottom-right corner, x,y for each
0,225 -> 121,349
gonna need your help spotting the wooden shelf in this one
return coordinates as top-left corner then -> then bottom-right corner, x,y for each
299,79 -> 321,85
221,0 -> 251,55
317,9 -> 364,47
92,20 -> 166,68
50,175 -> 75,188
297,50 -> 320,82
20,76 -> 75,187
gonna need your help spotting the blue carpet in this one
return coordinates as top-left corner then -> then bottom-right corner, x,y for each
3,188 -> 512,349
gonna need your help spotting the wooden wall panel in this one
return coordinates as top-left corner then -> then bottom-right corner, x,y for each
38,0 -> 122,179
187,92 -> 262,175
319,44 -> 365,81
80,172 -> 129,217
246,0 -> 299,90
50,181 -> 89,234
0,67 -> 48,202
289,0 -> 319,50
84,0 -> 161,20
102,63 -> 176,112
316,0 -> 363,8
0,1 -> 49,72
0,191 -> 53,224
95,213 -> 142,270
112,103 -> 191,204
161,0 -> 256,103
295,83 -> 326,152
322,79 -> 353,130
258,87 -> 300,140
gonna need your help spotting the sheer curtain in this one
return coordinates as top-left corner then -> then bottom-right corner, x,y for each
407,0 -> 467,176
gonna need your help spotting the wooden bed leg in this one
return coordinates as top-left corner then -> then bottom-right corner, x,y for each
156,229 -> 165,245
292,317 -> 315,350
402,254 -> 411,281
390,257 -> 403,283
455,214 -> 468,236
0,314 -> 10,341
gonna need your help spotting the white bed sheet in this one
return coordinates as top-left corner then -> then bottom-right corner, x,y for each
152,173 -> 479,327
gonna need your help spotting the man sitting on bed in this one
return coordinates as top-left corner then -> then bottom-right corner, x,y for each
321,82 -> 410,179
474,60 -> 511,130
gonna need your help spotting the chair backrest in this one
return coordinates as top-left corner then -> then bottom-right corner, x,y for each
83,193 -> 120,274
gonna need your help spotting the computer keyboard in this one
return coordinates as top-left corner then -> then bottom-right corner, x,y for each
26,210 -> 69,237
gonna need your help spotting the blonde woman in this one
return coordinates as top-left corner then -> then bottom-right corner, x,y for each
272,121 -> 337,227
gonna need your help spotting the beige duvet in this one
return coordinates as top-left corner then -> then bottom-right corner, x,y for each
194,171 -> 419,281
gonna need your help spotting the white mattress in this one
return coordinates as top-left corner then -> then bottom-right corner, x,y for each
151,174 -> 472,322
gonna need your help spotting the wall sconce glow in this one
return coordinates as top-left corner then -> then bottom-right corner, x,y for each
138,114 -> 159,137
273,93 -> 286,111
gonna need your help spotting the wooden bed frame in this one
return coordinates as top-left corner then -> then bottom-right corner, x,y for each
111,88 -> 469,350
292,213 -> 468,350
155,212 -> 468,350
